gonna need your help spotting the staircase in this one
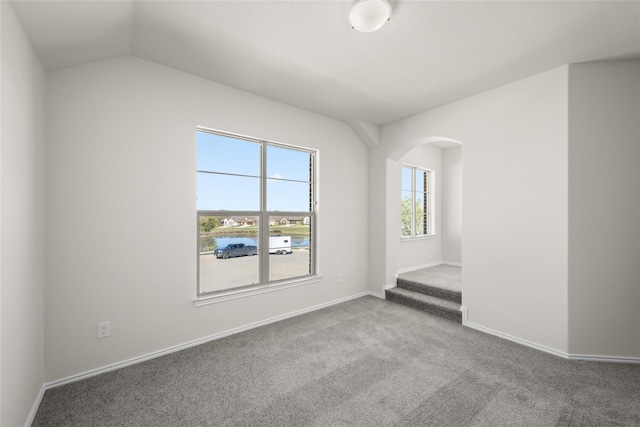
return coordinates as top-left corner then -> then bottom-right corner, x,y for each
386,270 -> 462,323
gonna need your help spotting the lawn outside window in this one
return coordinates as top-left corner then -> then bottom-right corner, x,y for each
196,128 -> 317,302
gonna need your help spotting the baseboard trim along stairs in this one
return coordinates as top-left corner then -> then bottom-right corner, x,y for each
386,274 -> 462,323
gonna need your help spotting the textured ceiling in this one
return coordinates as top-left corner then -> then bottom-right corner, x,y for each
10,0 -> 640,131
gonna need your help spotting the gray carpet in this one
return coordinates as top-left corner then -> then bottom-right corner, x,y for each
398,264 -> 462,294
33,296 -> 640,426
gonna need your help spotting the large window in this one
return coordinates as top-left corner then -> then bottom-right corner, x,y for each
197,129 -> 316,297
401,164 -> 433,237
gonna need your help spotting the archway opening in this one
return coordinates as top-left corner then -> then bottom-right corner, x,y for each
383,136 -> 464,322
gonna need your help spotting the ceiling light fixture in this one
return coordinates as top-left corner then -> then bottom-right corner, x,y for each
349,0 -> 392,33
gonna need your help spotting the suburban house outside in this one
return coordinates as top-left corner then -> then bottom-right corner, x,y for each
278,216 -> 310,226
219,216 -> 310,227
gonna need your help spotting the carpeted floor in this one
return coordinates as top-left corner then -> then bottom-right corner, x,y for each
398,264 -> 462,294
33,296 -> 640,426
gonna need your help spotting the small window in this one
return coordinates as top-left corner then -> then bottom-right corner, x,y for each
401,165 -> 433,237
197,129 -> 316,297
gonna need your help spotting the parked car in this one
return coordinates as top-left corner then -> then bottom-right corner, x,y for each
215,243 -> 258,259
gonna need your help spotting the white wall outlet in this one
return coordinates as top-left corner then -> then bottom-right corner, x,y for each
337,274 -> 344,284
97,321 -> 111,339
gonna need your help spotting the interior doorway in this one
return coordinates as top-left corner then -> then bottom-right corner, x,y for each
385,137 -> 463,315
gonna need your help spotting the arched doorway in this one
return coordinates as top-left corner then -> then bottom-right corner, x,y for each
383,136 -> 463,321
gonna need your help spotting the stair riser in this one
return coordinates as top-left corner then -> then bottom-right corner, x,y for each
386,291 -> 462,324
396,278 -> 462,304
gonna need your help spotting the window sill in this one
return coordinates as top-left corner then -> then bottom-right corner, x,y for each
194,275 -> 322,307
401,234 -> 437,242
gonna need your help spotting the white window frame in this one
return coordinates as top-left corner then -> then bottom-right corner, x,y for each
195,128 -> 319,305
401,164 -> 434,239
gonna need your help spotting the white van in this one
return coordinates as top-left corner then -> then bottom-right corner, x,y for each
269,236 -> 292,255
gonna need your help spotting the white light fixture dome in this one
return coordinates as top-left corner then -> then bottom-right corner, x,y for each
349,0 -> 392,33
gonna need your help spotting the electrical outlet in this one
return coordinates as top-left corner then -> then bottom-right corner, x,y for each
97,321 -> 111,339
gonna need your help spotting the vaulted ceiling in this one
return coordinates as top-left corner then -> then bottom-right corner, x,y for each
10,0 -> 640,137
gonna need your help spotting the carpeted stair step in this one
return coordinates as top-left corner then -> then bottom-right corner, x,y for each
396,277 -> 461,304
386,287 -> 462,323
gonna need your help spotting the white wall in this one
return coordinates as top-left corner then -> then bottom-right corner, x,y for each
395,144 -> 443,271
45,56 -> 369,382
371,67 -> 569,352
0,2 -> 46,425
568,60 -> 640,358
442,146 -> 462,264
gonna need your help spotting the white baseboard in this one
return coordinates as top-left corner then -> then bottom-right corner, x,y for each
462,311 -> 640,364
566,353 -> 640,364
396,261 -> 445,275
396,261 -> 462,275
442,261 -> 462,267
366,290 -> 386,299
25,384 -> 46,427
463,319 -> 569,359
44,291 -> 374,390
460,306 -> 468,324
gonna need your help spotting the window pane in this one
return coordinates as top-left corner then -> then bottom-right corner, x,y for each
401,191 -> 412,236
269,216 -> 312,282
267,179 -> 311,212
267,145 -> 312,182
196,131 -> 317,297
197,131 -> 260,176
401,165 -> 433,237
199,215 -> 260,293
415,198 -> 426,235
415,170 -> 427,193
197,172 -> 259,211
401,167 -> 412,192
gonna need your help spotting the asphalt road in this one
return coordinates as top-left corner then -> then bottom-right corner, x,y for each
199,250 -> 312,293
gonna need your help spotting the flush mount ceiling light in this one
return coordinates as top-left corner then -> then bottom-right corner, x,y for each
349,0 -> 392,33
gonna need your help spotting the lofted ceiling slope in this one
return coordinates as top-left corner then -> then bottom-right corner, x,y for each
9,0 -> 640,139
